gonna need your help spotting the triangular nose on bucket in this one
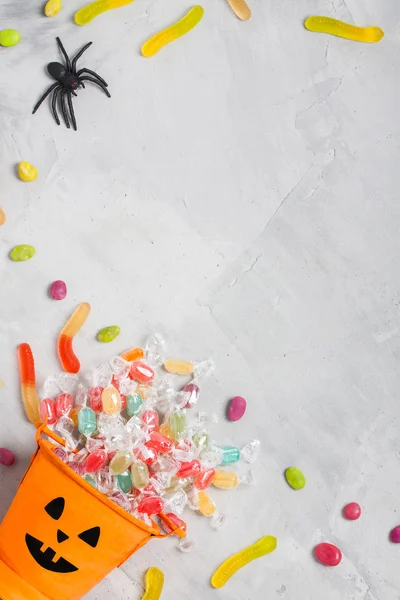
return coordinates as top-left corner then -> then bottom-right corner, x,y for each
0,439 -> 160,600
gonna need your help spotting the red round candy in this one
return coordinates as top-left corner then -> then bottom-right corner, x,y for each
84,449 -> 107,473
343,502 -> 361,520
129,361 -> 154,384
315,543 -> 342,566
89,387 -> 103,412
55,393 -> 73,417
150,432 -> 174,453
0,448 -> 15,466
39,398 -> 57,425
194,467 -> 215,490
183,383 -> 200,407
163,512 -> 187,535
137,496 -> 164,515
141,409 -> 159,432
176,459 -> 201,478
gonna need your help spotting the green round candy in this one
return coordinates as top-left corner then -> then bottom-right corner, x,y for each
97,325 -> 121,343
116,470 -> 132,493
9,244 -> 35,261
126,393 -> 143,417
0,29 -> 21,47
285,467 -> 306,490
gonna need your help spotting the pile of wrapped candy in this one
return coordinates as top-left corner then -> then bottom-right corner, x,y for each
38,334 -> 260,548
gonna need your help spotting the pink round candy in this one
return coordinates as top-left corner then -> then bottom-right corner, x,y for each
315,543 -> 342,566
390,526 -> 400,543
227,396 -> 247,421
50,280 -> 67,300
343,502 -> 361,520
0,448 -> 15,466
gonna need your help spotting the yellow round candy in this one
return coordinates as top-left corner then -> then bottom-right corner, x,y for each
18,161 -> 38,182
198,491 -> 215,516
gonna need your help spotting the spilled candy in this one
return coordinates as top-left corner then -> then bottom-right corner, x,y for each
0,208 -> 5,225
58,302 -> 90,374
50,280 -> 67,300
37,332 -> 258,540
0,29 -> 21,47
343,502 -> 361,520
227,396 -> 246,421
45,0 -> 62,16
314,542 -> 342,566
390,526 -> 400,543
75,0 -> 134,25
0,448 -> 15,466
304,16 -> 384,43
285,466 -> 306,490
18,161 -> 37,182
141,567 -> 164,600
211,536 -> 277,588
10,245 -> 35,262
98,325 -> 121,343
141,6 -> 204,58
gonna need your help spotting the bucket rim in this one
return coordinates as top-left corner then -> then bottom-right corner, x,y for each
38,439 -> 161,536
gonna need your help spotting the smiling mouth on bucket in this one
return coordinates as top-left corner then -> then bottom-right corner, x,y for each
25,534 -> 78,573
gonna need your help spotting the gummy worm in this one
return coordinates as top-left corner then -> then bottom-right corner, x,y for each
141,567 -> 164,600
18,343 -> 40,424
58,302 -> 90,374
75,0 -> 134,25
211,536 -> 277,588
304,17 -> 384,43
141,6 -> 204,58
226,0 -> 251,21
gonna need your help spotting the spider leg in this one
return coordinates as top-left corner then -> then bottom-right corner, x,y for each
56,37 -> 71,72
77,68 -> 108,87
52,87 -> 62,125
71,42 -> 93,74
79,76 -> 111,98
67,91 -> 77,131
71,89 -> 78,97
60,90 -> 70,129
32,83 -> 60,114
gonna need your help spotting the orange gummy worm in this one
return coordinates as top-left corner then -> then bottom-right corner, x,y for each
18,343 -> 40,423
58,302 -> 90,374
120,347 -> 144,362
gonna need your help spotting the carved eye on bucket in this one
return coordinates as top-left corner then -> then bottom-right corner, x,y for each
78,527 -> 100,548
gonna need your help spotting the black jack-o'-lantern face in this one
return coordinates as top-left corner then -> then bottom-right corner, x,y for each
25,497 -> 100,574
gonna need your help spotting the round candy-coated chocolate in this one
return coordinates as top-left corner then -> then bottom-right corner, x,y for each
343,502 -> 361,520
315,543 -> 342,566
50,280 -> 67,300
390,526 -> 400,543
227,396 -> 246,421
0,448 -> 15,466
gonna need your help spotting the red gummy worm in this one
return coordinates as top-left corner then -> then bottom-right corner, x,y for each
58,334 -> 80,374
18,343 -> 36,385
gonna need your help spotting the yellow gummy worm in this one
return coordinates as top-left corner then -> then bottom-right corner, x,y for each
141,567 -> 164,600
211,536 -> 277,589
61,302 -> 91,338
226,0 -> 251,21
141,6 -> 204,58
304,16 -> 384,43
75,0 -> 134,25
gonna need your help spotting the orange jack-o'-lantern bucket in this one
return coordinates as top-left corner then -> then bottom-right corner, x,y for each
0,426 -> 184,600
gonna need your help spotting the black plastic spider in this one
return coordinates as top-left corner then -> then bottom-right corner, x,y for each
32,37 -> 111,131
